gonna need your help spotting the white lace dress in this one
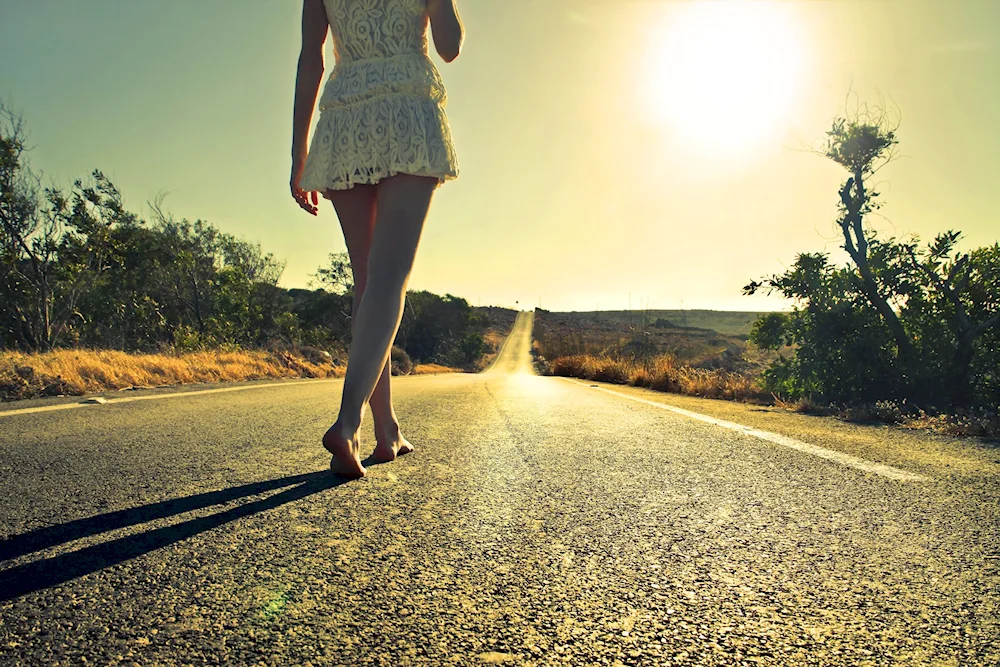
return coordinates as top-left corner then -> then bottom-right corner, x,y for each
299,0 -> 459,194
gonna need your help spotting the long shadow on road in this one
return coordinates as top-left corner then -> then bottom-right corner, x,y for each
0,470 -> 346,602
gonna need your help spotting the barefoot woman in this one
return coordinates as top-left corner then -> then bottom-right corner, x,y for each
290,0 -> 463,478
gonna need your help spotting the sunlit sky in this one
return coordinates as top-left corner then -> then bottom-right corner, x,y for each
2,0 -> 997,311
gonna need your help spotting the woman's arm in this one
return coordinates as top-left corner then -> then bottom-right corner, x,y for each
291,0 -> 329,215
426,0 -> 463,63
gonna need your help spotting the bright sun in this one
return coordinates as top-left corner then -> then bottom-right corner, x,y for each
642,1 -> 808,155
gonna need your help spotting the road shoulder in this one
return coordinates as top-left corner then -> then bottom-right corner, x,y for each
561,378 -> 1000,484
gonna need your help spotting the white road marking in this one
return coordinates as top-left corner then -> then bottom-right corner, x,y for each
0,402 -> 93,419
0,362 -> 932,484
559,377 -> 929,483
0,379 -> 342,419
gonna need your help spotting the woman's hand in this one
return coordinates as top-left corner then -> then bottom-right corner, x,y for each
290,155 -> 320,216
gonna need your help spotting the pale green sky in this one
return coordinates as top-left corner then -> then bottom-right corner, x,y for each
1,0 -> 997,311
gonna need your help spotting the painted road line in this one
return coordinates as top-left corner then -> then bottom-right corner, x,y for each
560,377 -> 929,483
0,403 -> 94,419
0,379 -> 343,419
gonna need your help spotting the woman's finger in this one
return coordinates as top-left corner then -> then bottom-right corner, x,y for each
289,182 -> 318,215
292,189 -> 306,210
299,191 -> 317,215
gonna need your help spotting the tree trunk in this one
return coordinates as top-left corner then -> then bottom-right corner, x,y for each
838,172 -> 915,366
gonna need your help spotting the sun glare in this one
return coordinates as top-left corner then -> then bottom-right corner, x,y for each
641,1 -> 808,156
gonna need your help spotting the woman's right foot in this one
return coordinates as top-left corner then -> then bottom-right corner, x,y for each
372,423 -> 414,463
323,422 -> 366,479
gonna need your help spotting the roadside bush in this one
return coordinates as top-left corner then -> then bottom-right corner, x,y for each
395,291 -> 488,368
390,345 -> 412,376
298,345 -> 335,366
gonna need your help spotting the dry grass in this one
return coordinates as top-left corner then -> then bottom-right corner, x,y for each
902,411 -> 1000,438
548,354 -> 1000,437
0,348 -> 345,401
483,331 -> 506,350
466,328 -> 513,373
411,363 -> 461,375
549,354 -> 769,403
773,395 -> 1000,439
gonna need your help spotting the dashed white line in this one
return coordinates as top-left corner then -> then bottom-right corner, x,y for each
559,377 -> 929,483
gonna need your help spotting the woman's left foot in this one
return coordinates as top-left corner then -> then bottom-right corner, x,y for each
323,421 -> 366,479
372,424 -> 414,463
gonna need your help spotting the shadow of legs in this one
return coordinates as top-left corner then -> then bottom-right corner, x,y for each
0,472 -> 345,602
0,471 -> 325,562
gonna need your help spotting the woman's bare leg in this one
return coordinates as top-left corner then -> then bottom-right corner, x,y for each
328,185 -> 412,464
343,200 -> 414,461
324,174 -> 437,477
350,287 -> 413,462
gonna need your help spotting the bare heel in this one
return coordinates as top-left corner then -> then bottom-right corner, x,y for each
323,423 -> 366,479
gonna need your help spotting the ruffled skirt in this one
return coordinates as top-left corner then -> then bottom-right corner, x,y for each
299,53 -> 459,193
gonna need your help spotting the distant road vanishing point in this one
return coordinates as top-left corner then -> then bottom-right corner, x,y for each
1,310 -> 998,664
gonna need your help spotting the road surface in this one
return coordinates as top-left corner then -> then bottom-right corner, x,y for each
1,311 -> 998,665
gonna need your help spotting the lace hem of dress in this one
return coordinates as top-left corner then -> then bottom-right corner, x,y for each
300,93 -> 459,192
318,167 -> 454,195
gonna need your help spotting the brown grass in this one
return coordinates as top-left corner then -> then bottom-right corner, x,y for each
0,349 -> 345,401
773,395 -> 1000,438
902,411 -> 1000,438
411,363 -> 461,374
483,331 -> 506,350
465,328 -> 513,373
549,353 -> 769,403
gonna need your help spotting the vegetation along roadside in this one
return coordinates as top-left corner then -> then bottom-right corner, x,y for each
0,102 -> 516,400
536,105 -> 999,440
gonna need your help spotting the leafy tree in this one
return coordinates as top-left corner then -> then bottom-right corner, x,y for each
0,102 -> 45,349
396,291 -> 488,367
74,211 -> 168,348
312,251 -> 354,295
211,234 -> 287,346
286,287 -> 352,346
746,104 -> 1000,408
1,103 -> 130,350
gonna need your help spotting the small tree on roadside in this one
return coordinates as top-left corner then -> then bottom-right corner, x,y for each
746,101 -> 1000,408
823,110 -> 915,364
1,102 -> 129,350
0,102 -> 44,349
312,251 -> 354,295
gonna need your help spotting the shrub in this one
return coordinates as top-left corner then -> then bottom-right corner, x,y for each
390,345 -> 412,376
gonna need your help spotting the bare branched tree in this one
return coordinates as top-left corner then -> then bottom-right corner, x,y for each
821,102 -> 916,363
1,100 -> 132,349
0,102 -> 66,349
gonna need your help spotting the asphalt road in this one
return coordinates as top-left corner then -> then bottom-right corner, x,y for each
1,311 -> 998,665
